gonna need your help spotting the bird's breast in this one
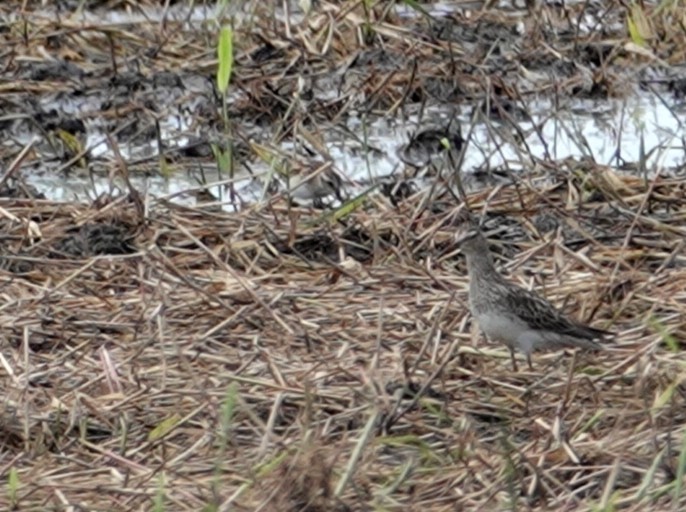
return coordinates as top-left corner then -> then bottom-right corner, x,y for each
475,311 -> 523,341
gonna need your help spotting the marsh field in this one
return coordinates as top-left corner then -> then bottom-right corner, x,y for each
1,0 -> 686,510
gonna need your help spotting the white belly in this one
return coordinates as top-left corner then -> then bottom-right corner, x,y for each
475,311 -> 547,354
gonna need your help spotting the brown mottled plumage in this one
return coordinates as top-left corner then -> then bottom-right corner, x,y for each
397,125 -> 464,168
285,165 -> 344,205
455,217 -> 611,371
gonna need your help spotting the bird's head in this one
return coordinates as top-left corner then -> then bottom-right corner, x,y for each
453,212 -> 489,257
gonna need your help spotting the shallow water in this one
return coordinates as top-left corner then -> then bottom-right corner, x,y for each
23,90 -> 685,206
7,2 -> 684,206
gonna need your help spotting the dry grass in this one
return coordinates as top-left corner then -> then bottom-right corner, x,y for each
1,164 -> 685,511
2,0 -> 686,510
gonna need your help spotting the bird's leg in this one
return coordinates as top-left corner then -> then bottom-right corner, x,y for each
527,353 -> 534,371
510,348 -> 518,372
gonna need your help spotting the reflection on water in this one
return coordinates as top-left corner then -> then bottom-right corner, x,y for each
24,91 -> 685,205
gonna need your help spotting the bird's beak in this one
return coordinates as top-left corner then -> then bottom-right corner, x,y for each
453,230 -> 470,246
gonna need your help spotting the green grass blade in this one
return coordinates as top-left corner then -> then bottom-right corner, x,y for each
221,382 -> 239,438
217,26 -> 234,95
649,317 -> 679,353
328,184 -> 378,223
8,466 -> 19,507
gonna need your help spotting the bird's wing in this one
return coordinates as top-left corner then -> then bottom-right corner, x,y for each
497,285 -> 608,339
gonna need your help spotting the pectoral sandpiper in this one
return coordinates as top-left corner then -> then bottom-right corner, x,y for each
454,216 -> 611,371
397,124 -> 463,169
285,163 -> 344,205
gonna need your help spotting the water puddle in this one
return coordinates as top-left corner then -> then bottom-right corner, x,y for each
21,90 -> 685,207
4,2 -> 685,208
